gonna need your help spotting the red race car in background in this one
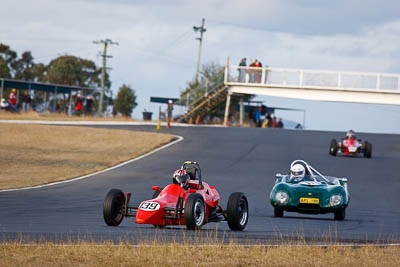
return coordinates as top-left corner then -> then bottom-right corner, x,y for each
103,161 -> 249,231
329,130 -> 372,158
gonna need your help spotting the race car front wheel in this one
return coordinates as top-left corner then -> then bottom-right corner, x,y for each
334,208 -> 346,220
363,142 -> 372,158
184,193 -> 205,230
227,192 -> 249,231
329,139 -> 338,156
103,189 -> 126,226
274,207 -> 284,217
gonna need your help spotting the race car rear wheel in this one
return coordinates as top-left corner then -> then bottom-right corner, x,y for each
334,208 -> 346,220
103,189 -> 126,226
227,192 -> 249,231
330,139 -> 338,156
274,207 -> 284,217
364,142 -> 372,158
184,193 -> 205,230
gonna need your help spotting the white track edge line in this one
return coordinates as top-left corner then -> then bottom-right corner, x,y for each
0,135 -> 184,193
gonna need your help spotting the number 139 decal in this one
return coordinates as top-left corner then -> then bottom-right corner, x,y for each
139,201 -> 160,211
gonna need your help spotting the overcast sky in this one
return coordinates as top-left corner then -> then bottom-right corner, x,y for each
1,0 -> 400,133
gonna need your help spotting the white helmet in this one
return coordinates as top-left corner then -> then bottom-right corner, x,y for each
290,164 -> 305,181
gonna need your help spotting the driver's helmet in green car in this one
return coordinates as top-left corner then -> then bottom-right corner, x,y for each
290,164 -> 305,182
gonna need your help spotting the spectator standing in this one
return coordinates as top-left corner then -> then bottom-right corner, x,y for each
238,58 -> 247,82
272,116 -> 277,128
85,95 -> 94,116
9,88 -> 17,111
278,118 -> 284,128
21,90 -> 32,112
255,60 -> 262,83
166,99 -> 174,128
255,107 -> 262,127
75,94 -> 83,116
249,60 -> 257,83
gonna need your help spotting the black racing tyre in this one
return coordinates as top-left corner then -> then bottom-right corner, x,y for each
330,139 -> 338,156
274,207 -> 284,217
364,142 -> 372,158
184,193 -> 205,230
334,209 -> 346,220
103,189 -> 126,226
227,192 -> 249,231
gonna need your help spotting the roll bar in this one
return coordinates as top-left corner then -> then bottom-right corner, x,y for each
290,160 -> 330,183
180,161 -> 203,189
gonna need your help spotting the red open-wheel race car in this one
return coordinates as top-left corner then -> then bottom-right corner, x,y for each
329,130 -> 372,158
103,161 -> 249,231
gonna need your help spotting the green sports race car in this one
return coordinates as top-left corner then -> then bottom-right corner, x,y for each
269,160 -> 349,220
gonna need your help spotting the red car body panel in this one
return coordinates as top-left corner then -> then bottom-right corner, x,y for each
340,138 -> 361,155
135,181 -> 220,226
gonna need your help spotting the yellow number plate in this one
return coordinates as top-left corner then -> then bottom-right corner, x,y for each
300,198 -> 320,204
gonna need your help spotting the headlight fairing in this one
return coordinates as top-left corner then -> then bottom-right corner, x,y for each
275,191 -> 289,205
330,194 -> 342,206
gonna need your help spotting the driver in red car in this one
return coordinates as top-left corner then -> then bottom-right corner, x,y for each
173,169 -> 190,189
346,130 -> 356,139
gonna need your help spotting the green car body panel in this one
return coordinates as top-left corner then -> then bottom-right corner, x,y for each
269,160 -> 349,219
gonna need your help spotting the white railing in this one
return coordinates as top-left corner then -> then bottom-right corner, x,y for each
226,66 -> 400,92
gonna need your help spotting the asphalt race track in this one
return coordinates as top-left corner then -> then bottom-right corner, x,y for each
1,125 -> 399,244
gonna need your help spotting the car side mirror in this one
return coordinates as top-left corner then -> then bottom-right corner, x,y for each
152,186 -> 161,191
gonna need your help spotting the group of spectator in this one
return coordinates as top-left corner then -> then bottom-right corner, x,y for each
0,89 -> 32,112
73,94 -> 94,116
238,58 -> 266,83
0,88 -> 95,116
253,107 -> 284,129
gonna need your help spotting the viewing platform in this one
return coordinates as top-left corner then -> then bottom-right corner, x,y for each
224,65 -> 400,105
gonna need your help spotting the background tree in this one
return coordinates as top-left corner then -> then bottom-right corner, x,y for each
43,55 -> 103,86
114,84 -> 137,117
43,55 -> 112,107
0,43 -> 17,78
14,51 -> 35,81
181,62 -> 224,102
181,61 -> 253,121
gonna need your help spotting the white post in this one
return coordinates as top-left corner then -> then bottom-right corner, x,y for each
398,76 -> 400,91
68,90 -> 73,116
377,74 -> 381,90
223,91 -> 232,126
239,96 -> 244,125
0,79 -> 3,100
224,56 -> 229,84
338,72 -> 342,88
283,71 -> 287,85
299,71 -> 303,87
261,68 -> 266,84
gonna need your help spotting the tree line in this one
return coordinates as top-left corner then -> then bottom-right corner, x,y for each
0,43 -> 137,117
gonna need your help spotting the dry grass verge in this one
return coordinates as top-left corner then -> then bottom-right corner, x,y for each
0,124 -> 175,189
0,242 -> 399,266
0,111 -> 143,121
